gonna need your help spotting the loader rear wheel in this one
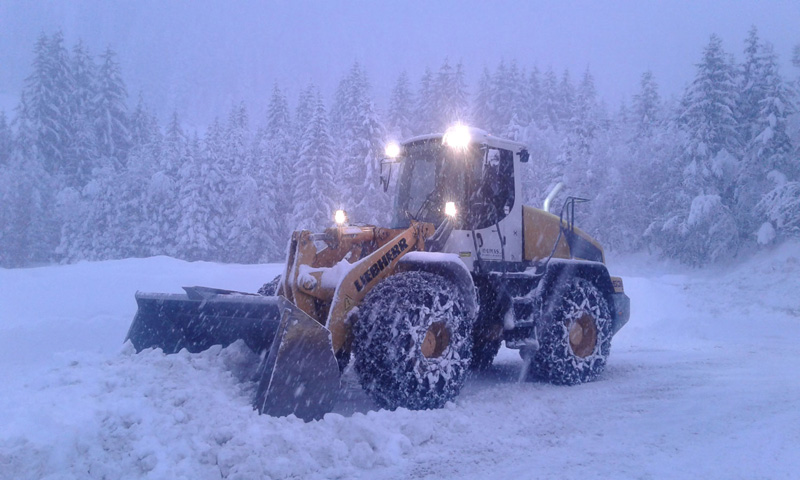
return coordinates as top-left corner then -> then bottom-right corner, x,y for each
531,277 -> 612,385
258,275 -> 281,296
353,271 -> 473,410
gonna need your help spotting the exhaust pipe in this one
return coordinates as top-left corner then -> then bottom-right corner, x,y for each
543,182 -> 565,213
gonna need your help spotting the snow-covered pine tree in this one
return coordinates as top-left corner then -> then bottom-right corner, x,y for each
414,68 -> 436,135
291,89 -> 337,232
557,70 -> 576,129
173,132 -> 221,261
525,67 -> 543,129
20,32 -> 75,184
329,63 -> 389,225
68,40 -> 99,185
661,34 -> 741,264
618,72 -> 685,253
491,60 -> 526,138
1,105 -> 59,266
432,59 -> 470,131
220,101 -> 278,263
387,71 -> 415,140
631,70 -> 662,139
572,67 -> 599,155
743,43 -> 798,241
93,47 -> 131,166
129,94 -> 161,153
539,68 -> 561,130
0,112 -> 11,166
142,111 -> 184,257
257,84 -> 295,258
472,67 -> 497,133
293,84 -> 317,156
738,27 -> 767,148
117,95 -> 164,258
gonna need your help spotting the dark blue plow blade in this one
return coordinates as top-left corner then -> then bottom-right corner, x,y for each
253,304 -> 341,421
126,288 -> 283,355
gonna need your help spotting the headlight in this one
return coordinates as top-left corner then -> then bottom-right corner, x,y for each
334,209 -> 348,225
443,124 -> 471,149
444,201 -> 457,217
384,142 -> 401,159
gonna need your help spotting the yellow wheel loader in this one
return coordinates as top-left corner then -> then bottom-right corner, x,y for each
127,125 -> 630,421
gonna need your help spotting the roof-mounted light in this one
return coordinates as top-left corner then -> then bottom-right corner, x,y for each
384,142 -> 401,159
334,209 -> 348,225
443,124 -> 471,149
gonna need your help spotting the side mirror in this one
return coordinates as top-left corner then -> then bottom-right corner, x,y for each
519,149 -> 530,163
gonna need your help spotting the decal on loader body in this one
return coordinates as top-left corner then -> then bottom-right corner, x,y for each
354,238 -> 409,292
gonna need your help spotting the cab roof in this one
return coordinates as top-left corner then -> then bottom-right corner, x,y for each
401,127 -> 527,154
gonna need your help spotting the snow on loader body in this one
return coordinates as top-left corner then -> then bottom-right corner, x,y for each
127,125 -> 630,422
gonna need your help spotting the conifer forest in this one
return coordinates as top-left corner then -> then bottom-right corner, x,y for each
1,29 -> 799,268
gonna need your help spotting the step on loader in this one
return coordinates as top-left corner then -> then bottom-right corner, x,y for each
127,125 -> 631,421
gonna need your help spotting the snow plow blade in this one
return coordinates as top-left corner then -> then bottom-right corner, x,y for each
253,303 -> 340,422
126,287 -> 283,354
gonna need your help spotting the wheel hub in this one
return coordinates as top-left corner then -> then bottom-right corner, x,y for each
421,321 -> 450,358
569,313 -> 597,358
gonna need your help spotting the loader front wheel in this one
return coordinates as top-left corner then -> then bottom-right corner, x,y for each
531,276 -> 612,385
354,271 -> 473,410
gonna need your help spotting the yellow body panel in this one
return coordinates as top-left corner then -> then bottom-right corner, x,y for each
522,205 -> 605,263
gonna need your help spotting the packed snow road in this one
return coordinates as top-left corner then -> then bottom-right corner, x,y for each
1,246 -> 799,479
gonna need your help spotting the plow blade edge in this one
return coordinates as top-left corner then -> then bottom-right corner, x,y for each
127,289 -> 283,354
253,303 -> 341,422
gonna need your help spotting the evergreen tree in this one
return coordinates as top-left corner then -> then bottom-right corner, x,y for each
220,101 -> 278,263
433,59 -> 470,130
387,71 -> 414,140
525,67 -> 543,128
260,84 -> 295,255
93,47 -> 130,165
572,67 -> 599,154
174,133 -> 224,261
128,94 -> 162,155
557,70 -> 576,128
140,111 -> 184,256
678,34 -> 740,197
0,112 -> 11,166
631,70 -> 662,139
330,63 -> 389,224
740,42 -> 797,238
20,32 -> 75,183
539,67 -> 560,130
660,34 -> 741,264
414,68 -> 436,134
1,109 -> 59,267
292,89 -> 337,231
68,40 -> 99,184
472,67 -> 497,132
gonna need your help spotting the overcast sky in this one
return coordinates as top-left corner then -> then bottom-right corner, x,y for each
1,0 -> 798,127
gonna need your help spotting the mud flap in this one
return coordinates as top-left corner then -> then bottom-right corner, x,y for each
127,289 -> 283,354
253,303 -> 341,422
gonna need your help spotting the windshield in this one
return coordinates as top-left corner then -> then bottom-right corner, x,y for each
391,139 -> 515,229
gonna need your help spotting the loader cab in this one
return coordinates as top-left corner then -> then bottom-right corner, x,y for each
387,126 -> 528,268
390,128 -> 519,230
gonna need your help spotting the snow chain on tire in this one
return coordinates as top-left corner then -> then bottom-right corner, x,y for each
532,276 -> 612,385
353,271 -> 473,410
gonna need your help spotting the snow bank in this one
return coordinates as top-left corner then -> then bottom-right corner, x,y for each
1,247 -> 800,479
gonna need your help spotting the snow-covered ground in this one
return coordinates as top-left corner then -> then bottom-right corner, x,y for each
1,245 -> 799,479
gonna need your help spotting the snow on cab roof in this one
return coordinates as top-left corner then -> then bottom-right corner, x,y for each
402,127 -> 527,153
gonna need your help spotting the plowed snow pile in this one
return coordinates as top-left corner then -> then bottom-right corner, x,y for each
1,246 -> 799,479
